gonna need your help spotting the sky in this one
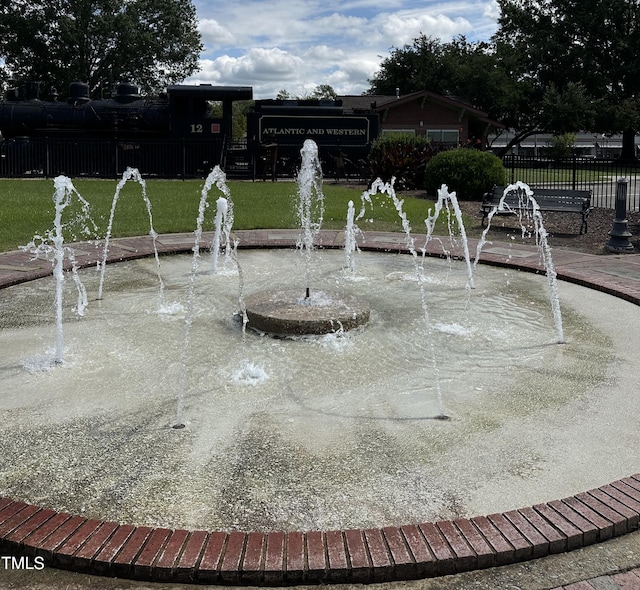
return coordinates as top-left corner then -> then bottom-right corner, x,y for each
185,0 -> 500,99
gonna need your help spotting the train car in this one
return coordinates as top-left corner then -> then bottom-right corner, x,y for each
246,99 -> 379,180
0,82 -> 379,180
0,81 -> 252,177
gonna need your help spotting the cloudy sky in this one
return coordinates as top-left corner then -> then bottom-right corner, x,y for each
186,0 -> 500,99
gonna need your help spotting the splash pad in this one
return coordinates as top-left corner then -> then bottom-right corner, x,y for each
1,150 -> 640,584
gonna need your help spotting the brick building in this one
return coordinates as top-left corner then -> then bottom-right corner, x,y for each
340,90 -> 501,148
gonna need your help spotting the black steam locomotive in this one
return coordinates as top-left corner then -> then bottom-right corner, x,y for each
0,81 -> 379,179
0,81 -> 253,177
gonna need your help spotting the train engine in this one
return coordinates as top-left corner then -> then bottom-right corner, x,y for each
0,81 -> 252,177
246,99 -> 379,181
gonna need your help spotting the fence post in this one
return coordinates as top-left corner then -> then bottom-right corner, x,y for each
604,178 -> 634,253
182,139 -> 186,178
45,137 -> 50,178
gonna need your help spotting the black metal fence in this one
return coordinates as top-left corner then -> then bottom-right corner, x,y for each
5,140 -> 639,209
0,136 -> 226,179
0,136 -> 372,182
249,142 -> 372,182
503,155 -> 640,210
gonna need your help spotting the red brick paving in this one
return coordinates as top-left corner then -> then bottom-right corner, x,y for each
2,231 -> 640,585
612,570 -> 640,589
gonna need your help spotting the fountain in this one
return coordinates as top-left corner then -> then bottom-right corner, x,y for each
175,165 -> 233,428
97,167 -> 165,305
19,175 -> 96,365
343,200 -> 360,274
210,196 -> 231,274
243,139 -> 370,336
475,181 -> 565,343
350,176 -> 449,418
1,146 -> 639,584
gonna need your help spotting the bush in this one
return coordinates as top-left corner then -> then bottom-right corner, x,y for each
424,149 -> 506,200
368,134 -> 445,191
545,132 -> 577,160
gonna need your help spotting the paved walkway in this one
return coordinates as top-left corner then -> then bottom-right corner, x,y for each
1,230 -> 640,589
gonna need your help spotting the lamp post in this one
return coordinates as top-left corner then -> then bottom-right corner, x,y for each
604,178 -> 635,253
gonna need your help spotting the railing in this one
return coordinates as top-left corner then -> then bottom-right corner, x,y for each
503,155 -> 640,210
0,136 -> 373,182
0,137 -> 226,179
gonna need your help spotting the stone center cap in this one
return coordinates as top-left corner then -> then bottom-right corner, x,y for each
243,289 -> 370,336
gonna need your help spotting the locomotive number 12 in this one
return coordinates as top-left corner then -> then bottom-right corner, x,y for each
190,124 -> 203,133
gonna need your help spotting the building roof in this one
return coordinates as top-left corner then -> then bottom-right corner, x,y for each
338,95 -> 398,113
339,90 -> 503,128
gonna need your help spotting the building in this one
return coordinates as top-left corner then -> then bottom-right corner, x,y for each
339,90 -> 502,148
488,130 -> 640,159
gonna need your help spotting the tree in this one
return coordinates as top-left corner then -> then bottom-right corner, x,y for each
546,132 -> 577,159
368,35 -> 519,123
368,35 -> 447,96
494,0 -> 640,161
276,89 -> 292,100
0,0 -> 202,98
208,100 -> 253,141
307,84 -> 337,100
275,85 -> 337,101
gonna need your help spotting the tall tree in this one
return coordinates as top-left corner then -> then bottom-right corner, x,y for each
368,36 -> 447,96
494,0 -> 640,160
0,0 -> 202,98
368,35 -> 520,128
275,85 -> 338,101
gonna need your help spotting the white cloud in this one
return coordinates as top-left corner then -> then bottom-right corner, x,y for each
378,12 -> 473,47
197,48 -> 304,84
303,45 -> 346,64
187,1 -> 499,98
198,18 -> 236,48
483,0 -> 500,20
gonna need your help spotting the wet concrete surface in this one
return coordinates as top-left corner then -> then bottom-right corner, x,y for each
2,233 -> 640,589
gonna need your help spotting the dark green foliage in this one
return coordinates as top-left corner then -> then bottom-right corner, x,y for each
424,149 -> 506,200
494,0 -> 640,159
368,35 -> 519,128
368,134 -> 446,191
0,0 -> 202,98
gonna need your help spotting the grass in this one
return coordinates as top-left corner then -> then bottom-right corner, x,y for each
0,177 -> 465,253
508,166 -> 640,184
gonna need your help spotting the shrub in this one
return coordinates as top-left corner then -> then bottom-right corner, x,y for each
368,134 -> 445,191
545,132 -> 577,160
424,148 -> 506,200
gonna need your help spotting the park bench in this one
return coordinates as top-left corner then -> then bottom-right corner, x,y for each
481,185 -> 592,234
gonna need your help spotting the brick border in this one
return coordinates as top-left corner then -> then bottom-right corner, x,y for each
1,230 -> 640,584
2,478 -> 640,583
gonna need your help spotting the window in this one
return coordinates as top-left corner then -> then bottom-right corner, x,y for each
382,129 -> 416,136
427,129 -> 459,143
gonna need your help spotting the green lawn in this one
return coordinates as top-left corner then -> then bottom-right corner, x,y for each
508,165 -> 640,185
0,178 -> 463,253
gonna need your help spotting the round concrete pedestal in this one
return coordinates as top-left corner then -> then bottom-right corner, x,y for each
244,289 -> 370,335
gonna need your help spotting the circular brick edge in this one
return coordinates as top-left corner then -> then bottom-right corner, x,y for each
2,231 -> 640,585
1,479 -> 640,584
